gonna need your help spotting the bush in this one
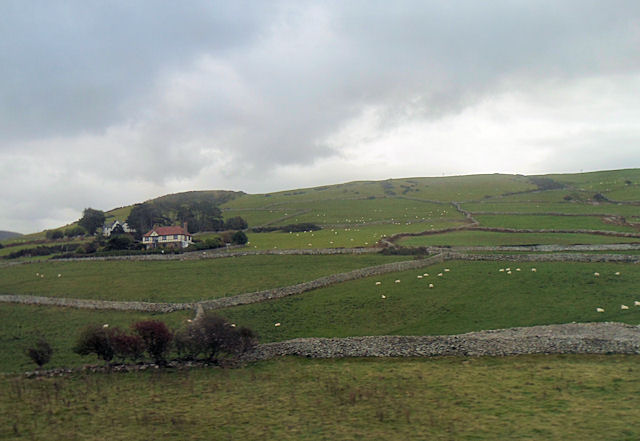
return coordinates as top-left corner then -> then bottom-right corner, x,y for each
231,231 -> 248,245
64,225 -> 86,237
45,230 -> 64,240
26,337 -> 53,368
74,325 -> 114,362
132,320 -> 173,365
111,332 -> 145,363
224,216 -> 248,230
175,314 -> 257,361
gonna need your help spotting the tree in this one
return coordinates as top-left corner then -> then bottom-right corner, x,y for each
224,216 -> 248,231
26,337 -> 53,368
132,320 -> 173,365
126,203 -> 168,239
175,313 -> 257,361
78,208 -> 106,235
231,231 -> 248,245
74,324 -> 114,362
105,234 -> 133,250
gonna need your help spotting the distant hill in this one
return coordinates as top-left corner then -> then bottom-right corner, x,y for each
0,231 -> 22,241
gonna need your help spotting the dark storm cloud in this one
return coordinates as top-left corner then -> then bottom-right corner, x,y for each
1,0 -> 640,232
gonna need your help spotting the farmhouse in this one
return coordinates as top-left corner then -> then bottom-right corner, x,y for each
142,224 -> 193,249
102,220 -> 135,237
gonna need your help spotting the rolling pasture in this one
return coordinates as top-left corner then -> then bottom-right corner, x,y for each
2,169 -> 640,439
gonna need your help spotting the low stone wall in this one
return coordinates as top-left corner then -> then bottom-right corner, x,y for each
241,322 -> 640,361
443,251 -> 640,264
198,254 -> 446,310
0,294 -> 193,313
425,243 -> 640,253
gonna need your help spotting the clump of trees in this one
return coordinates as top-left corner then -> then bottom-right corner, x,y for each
78,208 -> 106,235
26,337 -> 53,368
72,315 -> 256,366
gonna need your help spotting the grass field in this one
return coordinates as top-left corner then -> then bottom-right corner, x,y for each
0,254 -> 409,302
219,260 -> 640,343
397,231 -> 640,247
0,304 -> 192,373
2,355 -> 639,440
461,200 -> 640,217
474,214 -> 637,232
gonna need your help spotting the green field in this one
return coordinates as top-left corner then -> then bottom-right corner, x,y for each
2,355 -> 639,441
219,260 -> 640,343
474,214 -> 637,232
0,304 -> 192,373
0,254 -> 409,302
5,170 -> 640,439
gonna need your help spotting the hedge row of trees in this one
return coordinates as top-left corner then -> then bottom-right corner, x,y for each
27,313 -> 257,368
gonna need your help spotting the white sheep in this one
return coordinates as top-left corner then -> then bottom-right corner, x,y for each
621,305 -> 629,310
423,273 -> 429,277
499,269 -> 505,272
507,271 -> 512,275
437,273 -> 443,277
444,268 -> 450,272
428,283 -> 434,288
531,268 -> 537,272
381,294 -> 386,299
635,301 -> 640,306
417,275 -> 423,279
516,268 -> 521,272
615,272 -> 621,276
57,274 -> 61,278
395,279 -> 401,283
594,272 -> 600,277
274,323 -> 281,327
375,281 -> 381,286
103,324 -> 109,328
596,308 -> 605,313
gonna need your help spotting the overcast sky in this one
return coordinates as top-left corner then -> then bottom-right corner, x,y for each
2,1 -> 640,233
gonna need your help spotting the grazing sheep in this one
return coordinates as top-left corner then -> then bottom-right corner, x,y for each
516,268 -> 521,272
57,274 -> 61,278
428,283 -> 434,288
444,268 -> 450,272
615,272 -> 621,276
499,269 -> 505,272
423,273 -> 429,277
375,281 -> 382,285
103,324 -> 109,328
395,279 -> 401,283
40,274 -> 44,278
230,323 -> 236,327
596,308 -> 605,313
531,268 -> 537,272
507,271 -> 512,275
437,273 -> 443,277
36,273 -> 39,276
594,272 -> 600,277
621,305 -> 629,310
417,275 -> 423,279
381,294 -> 386,299
506,268 -> 511,271
634,301 -> 640,306
274,323 -> 281,327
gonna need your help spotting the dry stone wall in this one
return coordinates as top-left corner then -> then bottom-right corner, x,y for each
241,322 -> 640,361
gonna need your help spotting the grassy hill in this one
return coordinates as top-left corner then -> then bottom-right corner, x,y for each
3,168 -> 640,439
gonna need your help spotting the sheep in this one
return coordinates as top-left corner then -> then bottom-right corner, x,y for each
621,305 -> 629,310
594,272 -> 600,277
274,323 -> 281,327
423,273 -> 429,277
596,308 -> 605,313
57,274 -> 61,278
417,275 -> 423,279
428,283 -> 434,288
230,323 -> 236,327
36,273 -> 39,277
499,269 -> 505,272
615,272 -> 621,276
375,281 -> 382,286
507,271 -> 512,275
531,268 -> 537,272
395,279 -> 401,283
381,294 -> 386,299
516,268 -> 521,272
444,268 -> 450,272
103,324 -> 109,328
437,273 -> 443,277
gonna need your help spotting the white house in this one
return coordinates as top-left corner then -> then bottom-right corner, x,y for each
102,220 -> 135,237
142,224 -> 193,249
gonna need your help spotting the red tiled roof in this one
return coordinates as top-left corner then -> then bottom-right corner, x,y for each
143,226 -> 190,237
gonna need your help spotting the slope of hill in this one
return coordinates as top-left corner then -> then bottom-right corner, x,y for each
0,230 -> 22,241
